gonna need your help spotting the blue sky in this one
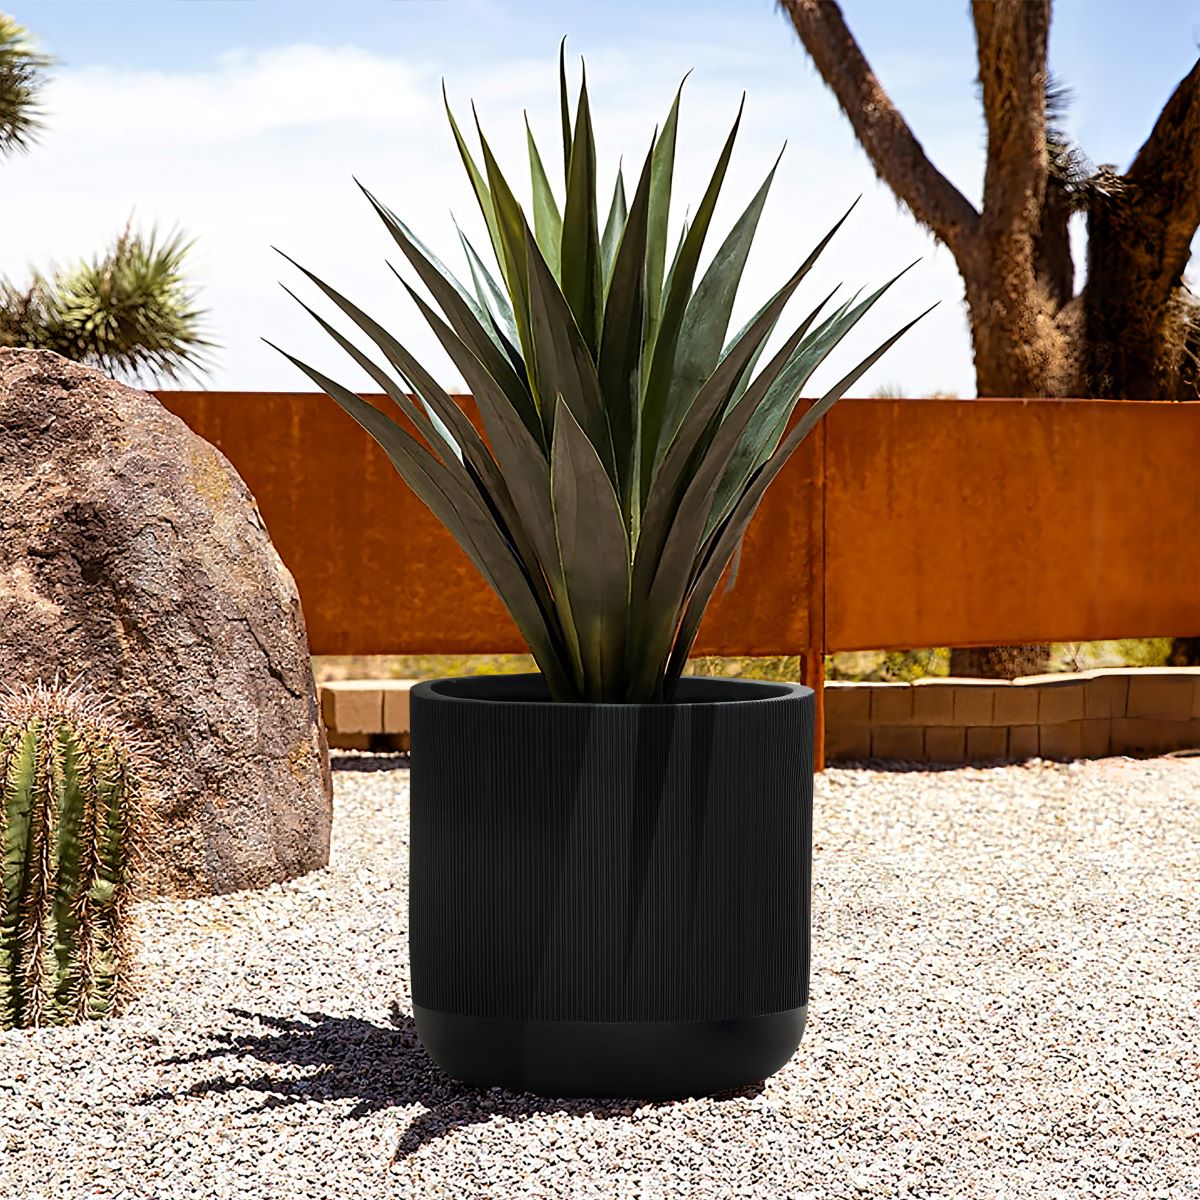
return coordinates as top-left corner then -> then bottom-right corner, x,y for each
4,0 -> 1199,395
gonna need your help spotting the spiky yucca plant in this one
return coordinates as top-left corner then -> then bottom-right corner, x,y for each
274,50 -> 930,702
0,13 -> 49,157
0,223 -> 213,383
0,683 -> 147,1029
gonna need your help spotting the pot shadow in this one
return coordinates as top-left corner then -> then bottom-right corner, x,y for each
329,751 -> 411,773
833,757 -> 1001,772
142,1004 -> 762,1161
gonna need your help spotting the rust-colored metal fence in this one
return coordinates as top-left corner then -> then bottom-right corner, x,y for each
157,392 -> 1200,763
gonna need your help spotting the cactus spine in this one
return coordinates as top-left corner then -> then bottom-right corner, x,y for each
0,683 -> 146,1029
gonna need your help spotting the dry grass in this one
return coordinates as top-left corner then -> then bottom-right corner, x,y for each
313,639 -> 1172,687
312,654 -> 536,684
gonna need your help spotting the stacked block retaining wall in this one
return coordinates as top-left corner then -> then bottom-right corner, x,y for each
825,668 -> 1200,762
320,669 -> 1200,763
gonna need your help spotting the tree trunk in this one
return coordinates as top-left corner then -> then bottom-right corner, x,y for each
1084,181 -> 1199,400
949,645 -> 1050,678
1168,637 -> 1200,666
963,271 -> 1064,399
1083,178 -> 1176,398
931,271 -> 1057,678
779,0 -> 1200,678
1082,60 -> 1200,400
1034,176 -> 1075,310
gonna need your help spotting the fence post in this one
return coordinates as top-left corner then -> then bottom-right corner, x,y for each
802,651 -> 826,771
810,407 -> 828,772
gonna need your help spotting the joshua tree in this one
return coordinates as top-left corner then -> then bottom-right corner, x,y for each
0,14 -> 212,382
0,12 -> 47,155
780,0 -> 1200,672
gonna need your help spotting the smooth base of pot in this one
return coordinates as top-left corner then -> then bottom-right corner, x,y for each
413,1004 -> 807,1099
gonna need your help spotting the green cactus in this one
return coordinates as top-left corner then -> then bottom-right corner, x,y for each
0,683 -> 146,1029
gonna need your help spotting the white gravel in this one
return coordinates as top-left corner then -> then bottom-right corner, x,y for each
2,752 -> 1198,1199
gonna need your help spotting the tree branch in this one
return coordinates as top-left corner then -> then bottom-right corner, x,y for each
971,0 -> 1051,238
1083,57 -> 1200,398
1034,176 -> 1074,309
1124,56 -> 1200,309
778,0 -> 980,261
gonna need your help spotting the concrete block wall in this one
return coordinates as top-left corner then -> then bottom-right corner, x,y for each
319,669 -> 1200,764
826,668 -> 1200,763
319,679 -> 415,751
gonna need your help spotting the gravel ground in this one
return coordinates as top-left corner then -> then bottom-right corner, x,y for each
2,753 -> 1198,1200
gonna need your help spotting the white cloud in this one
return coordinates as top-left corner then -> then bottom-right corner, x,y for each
48,45 -> 437,145
0,40 -> 980,398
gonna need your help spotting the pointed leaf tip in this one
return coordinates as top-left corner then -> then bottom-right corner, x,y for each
272,247 -> 305,274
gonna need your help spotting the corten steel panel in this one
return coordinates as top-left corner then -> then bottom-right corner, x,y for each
824,398 -> 1200,652
155,392 -> 820,657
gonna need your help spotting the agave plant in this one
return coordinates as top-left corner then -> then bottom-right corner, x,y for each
273,49 -> 930,702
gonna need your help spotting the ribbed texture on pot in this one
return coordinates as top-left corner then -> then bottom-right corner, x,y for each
410,675 -> 813,1023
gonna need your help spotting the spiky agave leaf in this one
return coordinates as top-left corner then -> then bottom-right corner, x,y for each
526,114 -> 563,279
644,76 -> 685,353
599,164 -> 628,297
660,148 -> 783,451
664,304 -> 938,689
559,65 -> 603,358
597,139 -> 655,515
274,51 -> 927,702
638,96 -> 744,504
456,220 -> 520,350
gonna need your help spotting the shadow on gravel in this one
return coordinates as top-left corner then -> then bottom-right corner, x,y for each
830,758 -> 1016,772
328,752 -> 411,772
142,1004 -> 759,1161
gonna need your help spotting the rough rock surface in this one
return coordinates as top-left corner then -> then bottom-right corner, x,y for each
0,349 -> 332,897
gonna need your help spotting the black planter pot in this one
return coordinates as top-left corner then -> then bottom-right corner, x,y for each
409,673 -> 814,1099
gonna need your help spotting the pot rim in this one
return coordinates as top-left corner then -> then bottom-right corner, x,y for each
412,672 -> 813,710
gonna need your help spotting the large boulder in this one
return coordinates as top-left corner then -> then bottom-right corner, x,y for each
0,349 -> 332,897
